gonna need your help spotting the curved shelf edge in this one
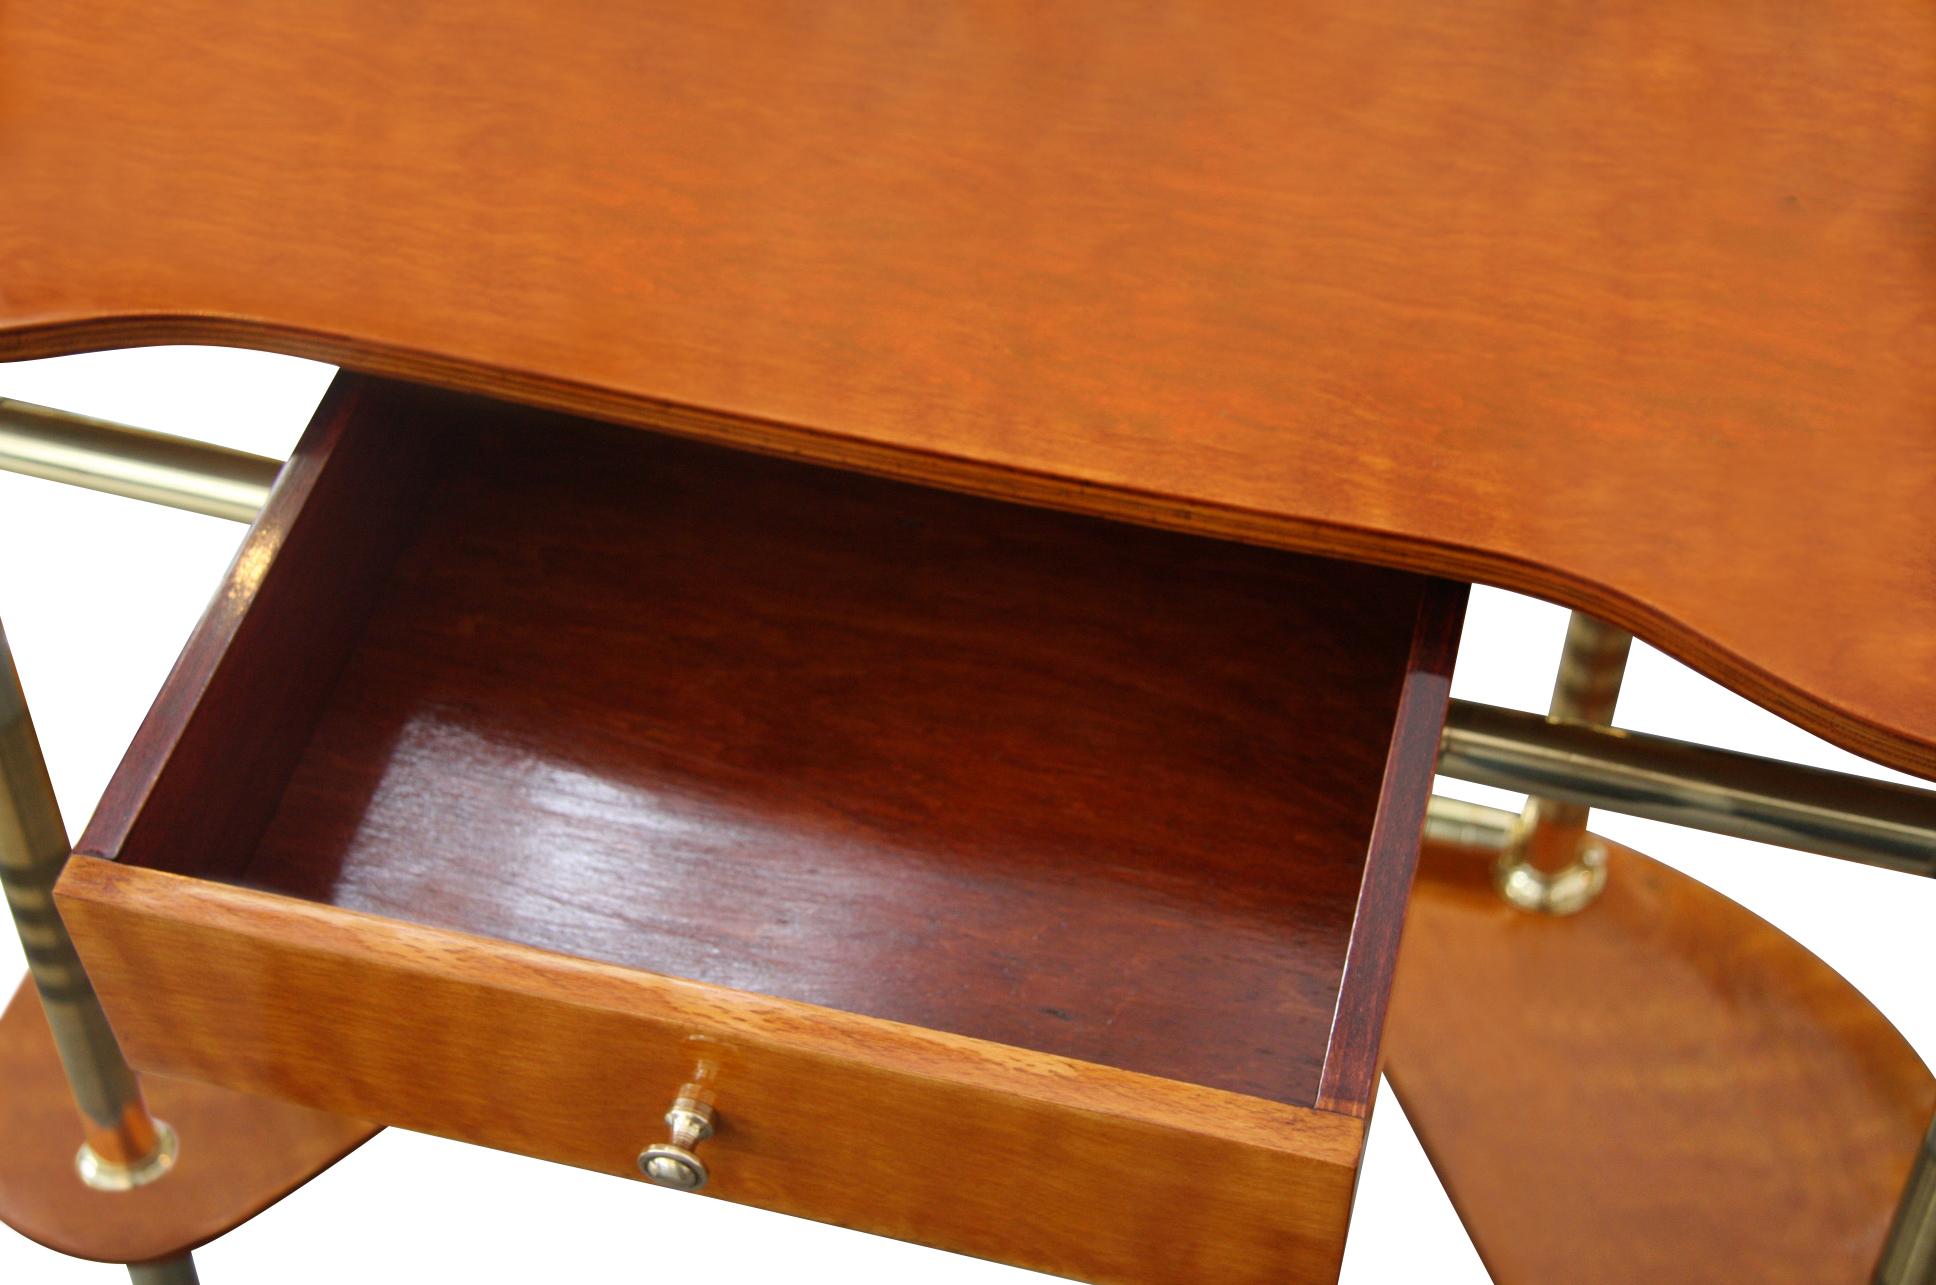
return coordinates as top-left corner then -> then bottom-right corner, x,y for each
0,978 -> 379,1264
1385,831 -> 1935,1284
4,317 -> 1933,785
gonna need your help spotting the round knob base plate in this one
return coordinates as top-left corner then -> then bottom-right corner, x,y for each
639,1142 -> 708,1191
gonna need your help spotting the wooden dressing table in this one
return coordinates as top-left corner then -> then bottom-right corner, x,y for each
1,4 -> 1933,1282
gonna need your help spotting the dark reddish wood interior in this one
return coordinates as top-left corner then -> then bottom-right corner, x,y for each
89,376 -> 1457,1111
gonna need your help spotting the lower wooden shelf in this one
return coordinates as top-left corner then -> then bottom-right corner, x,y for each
0,979 -> 376,1265
1387,826 -> 1936,1285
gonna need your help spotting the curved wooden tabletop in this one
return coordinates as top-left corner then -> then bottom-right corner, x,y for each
4,3 -> 1934,774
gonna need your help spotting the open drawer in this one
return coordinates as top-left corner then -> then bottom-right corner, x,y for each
56,375 -> 1462,1284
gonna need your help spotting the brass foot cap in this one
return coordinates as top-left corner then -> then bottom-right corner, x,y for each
77,1119 -> 179,1191
1494,839 -> 1609,916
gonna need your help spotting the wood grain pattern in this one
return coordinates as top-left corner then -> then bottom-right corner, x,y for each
1385,830 -> 1936,1284
86,375 -> 1452,1115
57,859 -> 1367,1285
0,978 -> 375,1265
79,376 -> 443,882
4,2 -> 1934,777
52,374 -> 1453,1277
1314,579 -> 1463,1114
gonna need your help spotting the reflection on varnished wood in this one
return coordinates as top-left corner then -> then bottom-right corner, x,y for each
61,377 -> 1457,1281
213,409 -> 1432,1108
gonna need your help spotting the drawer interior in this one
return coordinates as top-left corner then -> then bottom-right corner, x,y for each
87,376 -> 1458,1115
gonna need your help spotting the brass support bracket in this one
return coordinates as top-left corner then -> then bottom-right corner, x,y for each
1494,825 -> 1609,915
1490,613 -> 1632,914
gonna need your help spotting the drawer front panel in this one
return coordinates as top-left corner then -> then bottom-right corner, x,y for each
60,858 -> 1365,1285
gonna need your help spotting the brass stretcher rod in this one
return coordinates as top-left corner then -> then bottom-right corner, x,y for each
0,398 -> 279,522
1440,700 -> 1936,879
2,395 -> 1933,878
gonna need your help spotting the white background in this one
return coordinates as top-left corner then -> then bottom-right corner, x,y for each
0,348 -> 1929,1283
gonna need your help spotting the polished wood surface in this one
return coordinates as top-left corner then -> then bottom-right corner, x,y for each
1385,832 -> 1936,1284
5,2 -> 1935,776
59,859 -> 1367,1285
85,374 -> 1455,1114
84,376 -> 442,884
1314,580 -> 1462,1115
0,979 -> 375,1265
53,374 -> 1455,1278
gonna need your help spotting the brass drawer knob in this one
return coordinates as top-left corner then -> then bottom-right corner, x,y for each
637,1088 -> 716,1191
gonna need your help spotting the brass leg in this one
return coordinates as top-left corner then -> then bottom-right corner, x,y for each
1877,1114 -> 1936,1284
1492,611 -> 1632,913
0,620 -> 194,1270
128,1258 -> 201,1285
